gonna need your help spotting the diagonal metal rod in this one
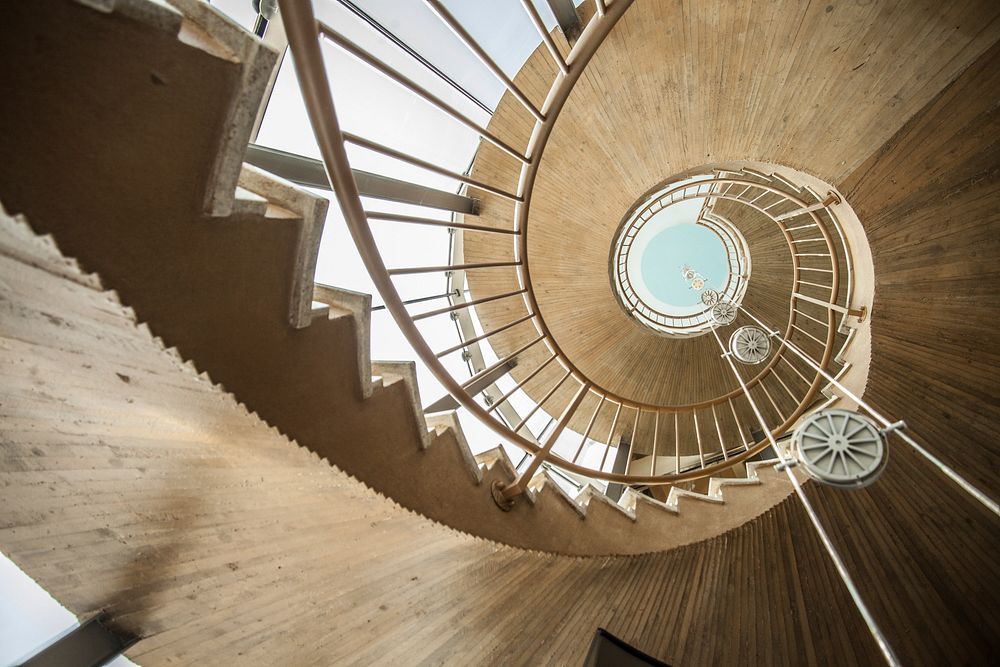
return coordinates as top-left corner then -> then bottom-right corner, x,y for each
344,132 -> 521,201
738,305 -> 1000,518
371,289 -> 458,311
412,288 -> 525,320
501,381 -> 591,499
487,353 -> 558,415
332,0 -> 493,116
519,0 -> 569,74
318,22 -> 530,164
366,211 -> 519,235
423,0 -> 545,122
436,312 -> 535,358
710,325 -> 900,666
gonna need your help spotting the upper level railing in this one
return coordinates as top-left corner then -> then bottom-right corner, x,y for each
279,0 -> 863,497
611,178 -> 752,337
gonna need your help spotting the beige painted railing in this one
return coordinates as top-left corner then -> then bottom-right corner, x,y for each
278,0 -> 859,495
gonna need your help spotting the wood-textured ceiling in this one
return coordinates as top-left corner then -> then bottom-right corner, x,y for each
462,0 -> 1000,446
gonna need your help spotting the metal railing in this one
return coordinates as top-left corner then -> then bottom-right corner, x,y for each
278,0 -> 861,496
611,178 -> 755,337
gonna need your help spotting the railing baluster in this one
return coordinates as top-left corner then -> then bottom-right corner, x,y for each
674,412 -> 680,474
728,396 -> 747,450
513,370 -> 572,431
625,407 -> 641,476
797,278 -> 833,291
594,0 -> 607,17
436,313 -> 535,358
792,323 -> 828,347
388,260 -> 519,276
770,365 -> 799,405
318,22 -> 531,164
519,0 -> 569,75
759,376 -> 786,422
650,411 -> 660,475
795,308 -> 829,328
423,0 -> 545,122
773,192 -> 840,222
781,354 -> 813,386
461,335 -> 544,390
599,401 -> 623,471
498,381 -> 591,500
487,353 -> 557,414
711,404 -> 728,460
572,396 -> 605,463
346,132 -> 522,201
367,211 -> 519,235
693,410 -> 705,468
793,291 -> 866,319
413,288 -> 525,320
332,0 -> 493,116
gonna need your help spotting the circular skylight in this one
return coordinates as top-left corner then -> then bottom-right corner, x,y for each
635,223 -> 730,310
610,176 -> 751,337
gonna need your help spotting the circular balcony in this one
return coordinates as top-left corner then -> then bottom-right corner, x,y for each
278,0 -> 872,496
610,175 -> 752,338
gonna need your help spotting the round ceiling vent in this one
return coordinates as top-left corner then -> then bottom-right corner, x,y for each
711,301 -> 737,325
701,288 -> 720,305
793,409 -> 887,489
729,325 -> 770,363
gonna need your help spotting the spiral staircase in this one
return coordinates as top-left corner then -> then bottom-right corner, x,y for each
1,0 -> 999,665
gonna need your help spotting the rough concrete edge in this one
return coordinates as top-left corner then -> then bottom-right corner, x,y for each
621,488 -> 679,518
667,486 -> 726,512
163,0 -> 279,218
232,186 -> 269,216
238,163 -> 329,330
2,201 -> 810,561
577,484 -> 636,522
311,283 -> 373,399
475,445 -> 517,479
424,411 -> 483,486
529,470 -> 586,518
74,0 -> 183,33
0,205 -> 105,291
370,360 -> 430,448
707,475 -> 762,498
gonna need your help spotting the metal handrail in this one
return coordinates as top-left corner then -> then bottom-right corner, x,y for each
279,0 -> 851,487
612,183 -> 759,335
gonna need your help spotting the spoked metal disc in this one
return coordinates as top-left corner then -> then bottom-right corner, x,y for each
701,288 -> 721,306
711,301 -> 737,325
793,409 -> 887,489
729,325 -> 770,364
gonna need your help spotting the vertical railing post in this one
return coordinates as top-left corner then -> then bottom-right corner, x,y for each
497,381 -> 591,503
599,401 -> 623,471
739,305 -> 1000,517
709,325 -> 900,666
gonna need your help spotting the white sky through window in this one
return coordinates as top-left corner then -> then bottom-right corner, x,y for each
255,0 -> 582,465
1,4 -> 591,662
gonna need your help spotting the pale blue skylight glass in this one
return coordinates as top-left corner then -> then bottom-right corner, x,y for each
640,224 -> 729,307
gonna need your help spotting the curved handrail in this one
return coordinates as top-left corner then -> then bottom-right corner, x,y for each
279,0 -> 849,487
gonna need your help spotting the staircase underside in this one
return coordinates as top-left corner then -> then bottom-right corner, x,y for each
0,203 -> 898,666
465,0 -> 1000,425
0,0 -> 807,556
1,2 -> 999,662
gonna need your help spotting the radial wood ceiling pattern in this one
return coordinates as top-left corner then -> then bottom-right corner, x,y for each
463,0 -> 999,451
